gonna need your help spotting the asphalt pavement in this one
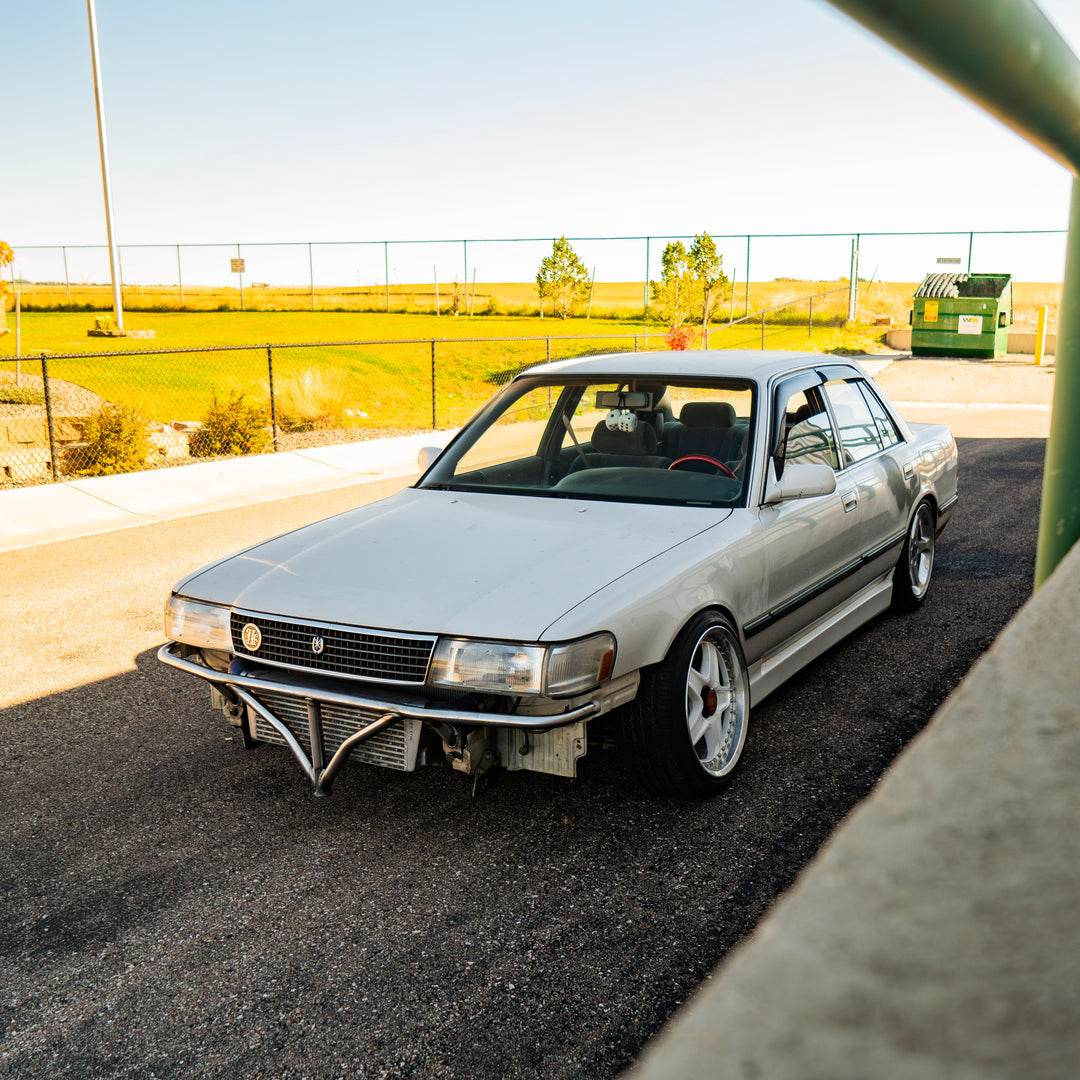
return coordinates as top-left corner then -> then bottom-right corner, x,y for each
0,352 -> 1060,1078
0,436 -> 1044,1079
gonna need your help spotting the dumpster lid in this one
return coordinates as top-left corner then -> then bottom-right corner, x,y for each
915,272 -> 1011,299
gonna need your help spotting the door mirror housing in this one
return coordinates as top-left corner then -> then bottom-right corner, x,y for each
764,462 -> 837,504
417,446 -> 443,472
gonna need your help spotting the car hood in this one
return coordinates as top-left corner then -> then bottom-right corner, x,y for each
177,488 -> 731,641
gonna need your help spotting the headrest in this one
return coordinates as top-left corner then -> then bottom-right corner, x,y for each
591,419 -> 658,455
680,401 -> 736,428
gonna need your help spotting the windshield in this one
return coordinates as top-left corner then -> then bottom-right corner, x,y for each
419,375 -> 756,507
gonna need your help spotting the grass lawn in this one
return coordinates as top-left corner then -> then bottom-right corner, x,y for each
0,308 -> 895,429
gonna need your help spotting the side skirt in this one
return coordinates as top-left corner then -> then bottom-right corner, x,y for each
747,575 -> 894,705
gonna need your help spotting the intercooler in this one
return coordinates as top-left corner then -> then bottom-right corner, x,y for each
249,690 -> 423,772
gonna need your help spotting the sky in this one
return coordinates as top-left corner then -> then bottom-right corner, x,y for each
4,0 -> 1080,287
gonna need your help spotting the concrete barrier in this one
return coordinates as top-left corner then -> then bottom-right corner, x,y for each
628,541 -> 1080,1079
885,326 -> 1057,355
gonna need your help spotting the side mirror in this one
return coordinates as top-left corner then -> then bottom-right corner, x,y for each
764,462 -> 837,505
417,446 -> 443,472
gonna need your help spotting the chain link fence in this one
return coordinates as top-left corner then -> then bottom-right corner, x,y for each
7,229 -> 1068,318
1,332 -> 683,488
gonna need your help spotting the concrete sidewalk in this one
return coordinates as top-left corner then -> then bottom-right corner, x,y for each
0,430 -> 455,553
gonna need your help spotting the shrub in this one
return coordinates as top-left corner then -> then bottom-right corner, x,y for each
666,325 -> 698,351
449,279 -> 466,316
273,368 -> 348,432
77,403 -> 150,476
0,384 -> 45,405
191,391 -> 271,456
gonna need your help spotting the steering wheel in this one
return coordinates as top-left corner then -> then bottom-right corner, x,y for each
669,455 -> 737,479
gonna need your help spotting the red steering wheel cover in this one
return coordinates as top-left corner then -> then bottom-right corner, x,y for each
669,455 -> 737,480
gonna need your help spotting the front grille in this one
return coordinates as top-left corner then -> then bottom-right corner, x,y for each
251,691 -> 422,772
231,611 -> 435,684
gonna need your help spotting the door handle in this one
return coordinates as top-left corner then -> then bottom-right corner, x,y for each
904,461 -> 916,481
842,490 -> 858,513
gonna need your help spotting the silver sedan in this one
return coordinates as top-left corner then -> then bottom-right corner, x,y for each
160,351 -> 957,798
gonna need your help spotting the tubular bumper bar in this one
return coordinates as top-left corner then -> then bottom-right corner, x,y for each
160,642 -> 600,796
158,642 -> 600,730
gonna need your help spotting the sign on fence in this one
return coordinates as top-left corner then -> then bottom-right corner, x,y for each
231,258 -> 245,273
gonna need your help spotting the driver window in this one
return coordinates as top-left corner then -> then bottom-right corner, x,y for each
451,384 -> 557,475
780,389 -> 838,470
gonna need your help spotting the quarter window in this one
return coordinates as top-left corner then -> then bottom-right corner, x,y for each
859,382 -> 902,450
824,380 -> 885,465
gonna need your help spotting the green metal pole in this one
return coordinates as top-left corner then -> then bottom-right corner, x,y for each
745,235 -> 750,318
825,0 -> 1080,586
1036,176 -> 1080,585
825,1 -> 1080,170
643,237 -> 650,318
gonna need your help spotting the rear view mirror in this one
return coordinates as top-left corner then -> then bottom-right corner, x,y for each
595,391 -> 653,410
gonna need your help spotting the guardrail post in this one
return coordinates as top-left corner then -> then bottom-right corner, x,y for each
267,345 -> 279,452
1035,305 -> 1047,366
41,353 -> 59,483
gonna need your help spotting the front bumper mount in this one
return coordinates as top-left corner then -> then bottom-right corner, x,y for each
158,642 -> 602,795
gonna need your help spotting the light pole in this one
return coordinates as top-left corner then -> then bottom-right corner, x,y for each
86,0 -> 124,331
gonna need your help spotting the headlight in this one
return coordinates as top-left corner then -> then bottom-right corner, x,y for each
164,595 -> 232,650
430,633 -> 615,697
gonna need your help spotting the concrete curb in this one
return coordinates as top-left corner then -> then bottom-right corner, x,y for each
0,430 -> 455,552
627,542 -> 1080,1079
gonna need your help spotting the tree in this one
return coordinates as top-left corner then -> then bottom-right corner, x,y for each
689,232 -> 728,330
650,241 -> 694,328
536,237 -> 590,319
0,241 -> 13,326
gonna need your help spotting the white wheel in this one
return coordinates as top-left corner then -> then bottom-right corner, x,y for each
625,612 -> 749,796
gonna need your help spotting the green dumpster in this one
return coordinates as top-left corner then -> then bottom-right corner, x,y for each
910,272 -> 1012,358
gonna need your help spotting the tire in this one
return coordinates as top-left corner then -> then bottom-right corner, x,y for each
892,499 -> 936,612
624,611 -> 750,797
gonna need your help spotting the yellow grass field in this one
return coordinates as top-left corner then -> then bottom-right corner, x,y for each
4,279 -> 1062,332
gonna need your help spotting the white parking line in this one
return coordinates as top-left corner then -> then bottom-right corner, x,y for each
893,401 -> 1051,411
